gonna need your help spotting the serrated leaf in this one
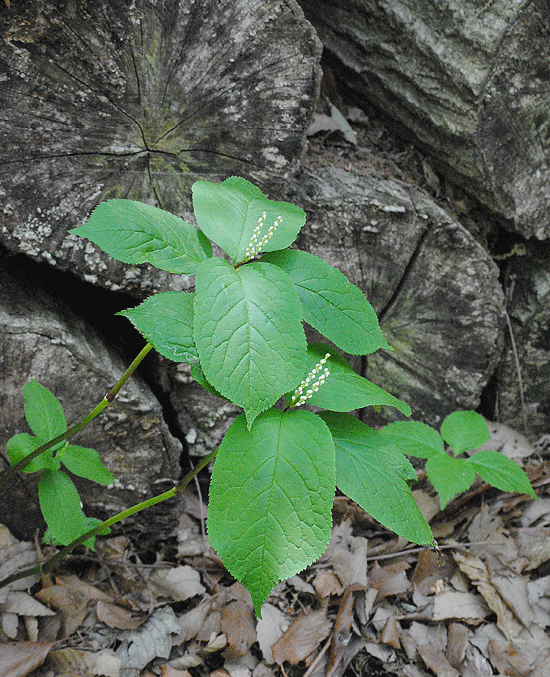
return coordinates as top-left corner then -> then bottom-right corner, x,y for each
425,455 -> 476,509
70,200 -> 212,274
23,379 -> 67,441
189,363 -> 229,400
298,344 -> 410,417
6,433 -> 61,473
60,445 -> 114,485
262,249 -> 391,355
468,450 -> 536,498
43,517 -> 110,550
194,258 -> 307,427
440,410 -> 490,455
320,412 -> 432,544
192,177 -> 305,262
38,470 -> 86,546
376,420 -> 445,459
207,410 -> 335,615
118,291 -> 198,363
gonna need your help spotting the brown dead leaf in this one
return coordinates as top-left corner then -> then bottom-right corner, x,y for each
4,591 -> 57,617
313,570 -> 344,599
453,551 -> 523,640
513,526 -> 550,570
325,520 -> 368,587
445,621 -> 469,670
468,508 -> 518,565
175,597 -> 221,645
220,583 -> 257,660
417,643 -> 460,677
0,641 -> 54,677
488,561 -> 534,627
271,609 -> 331,666
487,640 -> 531,677
149,565 -> 205,602
161,667 -> 192,677
432,591 -> 490,622
96,599 -> 147,630
327,585 -> 366,676
381,616 -> 401,650
256,603 -> 287,664
46,647 -> 121,677
411,551 -> 455,596
35,574 -> 111,638
369,560 -> 410,601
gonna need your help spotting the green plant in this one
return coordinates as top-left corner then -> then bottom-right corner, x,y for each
0,177 -> 535,615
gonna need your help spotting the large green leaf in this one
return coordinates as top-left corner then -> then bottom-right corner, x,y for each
376,420 -> 445,459
320,412 -> 432,544
192,177 -> 305,263
24,379 -> 66,441
194,258 -> 307,426
425,455 -> 476,509
207,410 -> 335,615
440,410 -> 490,455
298,344 -> 411,417
38,470 -> 86,546
468,451 -> 536,498
70,200 -> 212,274
60,445 -> 114,485
262,249 -> 391,355
118,291 -> 198,363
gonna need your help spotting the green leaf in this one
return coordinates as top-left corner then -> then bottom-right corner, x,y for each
468,450 -> 536,498
192,177 -> 305,262
262,249 -> 391,355
207,410 -> 335,615
320,412 -> 432,544
23,379 -> 67,441
298,344 -> 411,417
60,445 -> 114,485
376,420 -> 445,459
38,470 -> 86,546
70,200 -> 212,274
43,516 -> 111,550
189,364 -> 229,400
118,291 -> 198,363
194,258 -> 307,427
6,433 -> 61,473
440,411 -> 490,455
425,455 -> 476,509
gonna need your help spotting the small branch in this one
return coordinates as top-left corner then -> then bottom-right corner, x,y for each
0,344 -> 153,489
0,446 -> 218,589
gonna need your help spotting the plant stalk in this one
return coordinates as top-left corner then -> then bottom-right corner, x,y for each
0,447 -> 218,589
0,343 -> 154,489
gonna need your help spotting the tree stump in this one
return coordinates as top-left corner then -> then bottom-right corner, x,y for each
0,0 -> 321,294
286,165 -> 505,428
299,0 -> 550,240
0,250 -> 183,543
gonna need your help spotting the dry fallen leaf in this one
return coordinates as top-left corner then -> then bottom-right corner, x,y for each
96,599 -> 147,630
149,565 -> 205,602
271,609 -> 331,666
432,591 -> 490,622
417,643 -> 460,677
47,647 -> 121,677
487,639 -> 531,677
0,641 -> 54,677
256,603 -> 287,664
369,560 -> 410,601
220,583 -> 257,660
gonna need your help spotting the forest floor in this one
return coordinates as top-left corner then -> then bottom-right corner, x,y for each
2,93 -> 550,677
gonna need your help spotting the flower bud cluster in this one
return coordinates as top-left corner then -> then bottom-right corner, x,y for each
290,353 -> 331,407
244,212 -> 282,260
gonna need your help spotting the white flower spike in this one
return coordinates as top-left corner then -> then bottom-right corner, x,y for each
244,212 -> 282,260
291,353 -> 331,407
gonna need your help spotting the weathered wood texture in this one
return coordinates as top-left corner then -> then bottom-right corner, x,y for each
299,0 -> 550,240
286,166 -> 506,428
497,244 -> 550,439
0,250 -> 183,542
0,0 -> 321,294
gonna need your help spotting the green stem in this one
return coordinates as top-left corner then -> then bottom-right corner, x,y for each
0,343 -> 154,490
0,447 -> 218,589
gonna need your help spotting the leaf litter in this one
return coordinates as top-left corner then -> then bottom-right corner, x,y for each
2,424 -> 550,677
